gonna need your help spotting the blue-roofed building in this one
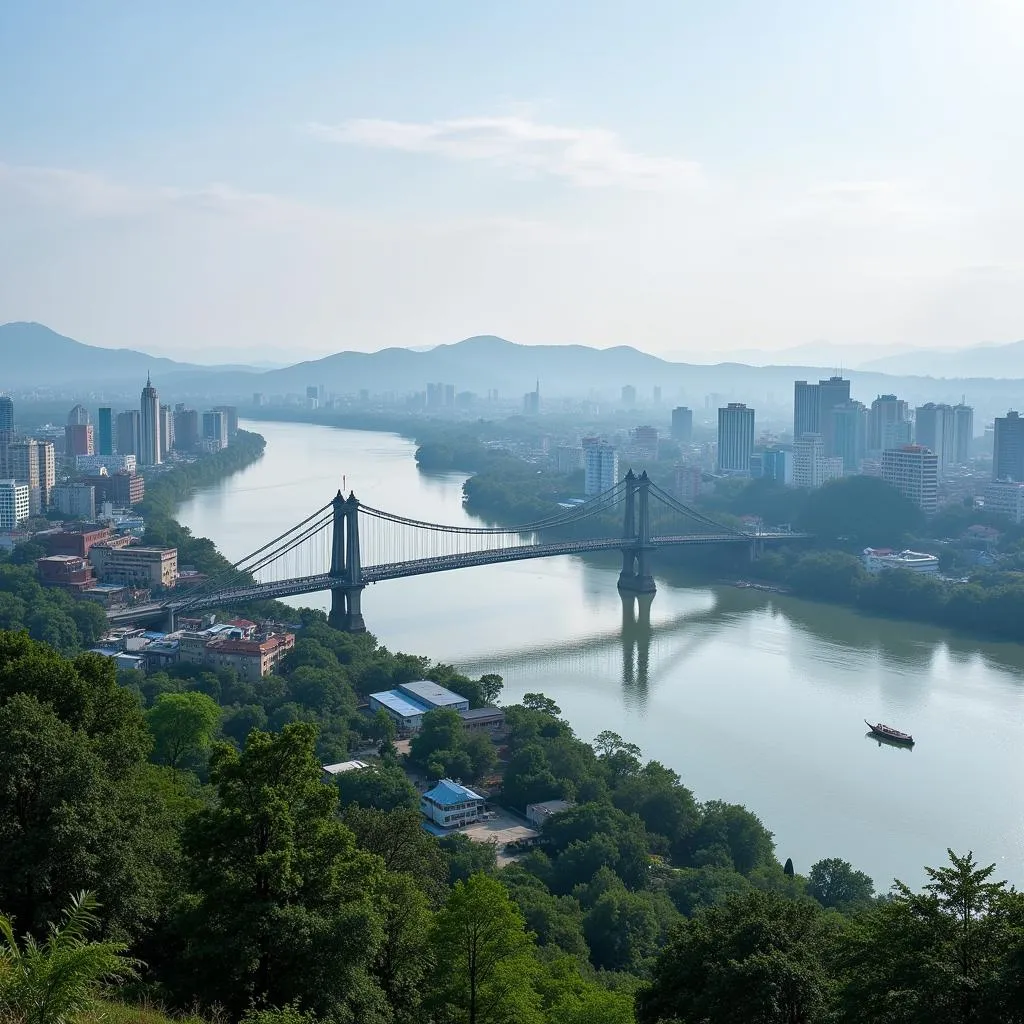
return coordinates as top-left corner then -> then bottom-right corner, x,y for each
368,679 -> 470,733
420,778 -> 487,828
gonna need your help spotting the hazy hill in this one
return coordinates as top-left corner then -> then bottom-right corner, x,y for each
0,322 -> 256,387
860,341 -> 1024,378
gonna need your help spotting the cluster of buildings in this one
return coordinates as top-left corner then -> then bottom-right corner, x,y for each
91,617 -> 295,679
35,522 -> 178,607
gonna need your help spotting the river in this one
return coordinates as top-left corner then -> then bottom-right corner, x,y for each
177,419 -> 1024,888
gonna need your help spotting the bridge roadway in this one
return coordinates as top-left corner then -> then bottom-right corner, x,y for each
107,531 -> 803,623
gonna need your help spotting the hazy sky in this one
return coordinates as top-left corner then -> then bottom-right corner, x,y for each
2,0 -> 1023,362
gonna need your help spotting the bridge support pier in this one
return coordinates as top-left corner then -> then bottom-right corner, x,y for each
617,469 -> 656,594
329,586 -> 366,633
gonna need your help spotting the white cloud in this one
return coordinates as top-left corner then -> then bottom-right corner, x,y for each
306,114 -> 703,191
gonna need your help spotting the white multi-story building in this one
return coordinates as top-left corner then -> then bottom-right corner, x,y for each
0,479 -> 30,529
584,441 -> 619,496
717,403 -> 755,475
862,548 -> 940,574
75,453 -> 136,475
793,434 -> 829,488
53,483 -> 97,521
984,480 -> 1024,524
881,445 -> 939,516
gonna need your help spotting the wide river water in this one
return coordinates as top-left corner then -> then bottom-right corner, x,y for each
177,420 -> 1024,888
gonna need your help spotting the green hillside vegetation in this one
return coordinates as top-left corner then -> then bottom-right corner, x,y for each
2,630 -> 1024,1024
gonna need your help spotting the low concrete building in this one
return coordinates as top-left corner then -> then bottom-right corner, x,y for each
89,544 -> 178,589
420,778 -> 487,829
459,707 -> 506,736
368,680 -> 471,733
204,632 -> 295,681
526,799 -> 574,827
322,759 -> 370,779
36,554 -> 98,592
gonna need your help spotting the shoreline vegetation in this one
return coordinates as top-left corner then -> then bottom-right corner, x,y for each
3,418 -> 1021,1022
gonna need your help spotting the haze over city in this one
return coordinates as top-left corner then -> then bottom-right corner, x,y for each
3,0 -> 1024,363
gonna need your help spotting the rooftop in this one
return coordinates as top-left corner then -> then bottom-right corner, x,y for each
371,689 -> 431,718
322,759 -> 370,775
423,778 -> 485,806
399,679 -> 469,708
460,707 -> 505,721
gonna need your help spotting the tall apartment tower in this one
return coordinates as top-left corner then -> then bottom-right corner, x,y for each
868,395 -> 909,452
830,401 -> 867,471
914,403 -> 954,471
173,407 -> 199,451
139,375 -> 162,467
7,439 -> 41,515
97,407 -> 114,456
36,439 -> 55,510
793,380 -> 819,439
881,445 -> 939,515
993,411 -> 1024,482
159,405 -> 174,459
116,410 -> 141,456
671,406 -> 693,443
0,395 -> 14,441
952,403 -> 974,465
584,442 -> 619,496
716,403 -> 755,474
817,375 -> 851,457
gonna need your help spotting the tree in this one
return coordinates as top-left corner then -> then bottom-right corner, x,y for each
0,891 -> 139,1024
439,833 -> 498,884
691,800 -> 776,875
430,874 -> 542,1024
0,636 -> 167,940
835,850 -> 1020,1024
336,763 -> 420,812
479,674 -> 504,705
174,724 -> 389,1019
637,889 -> 828,1024
146,691 -> 220,769
807,858 -> 873,910
501,745 -> 561,812
521,693 -> 561,717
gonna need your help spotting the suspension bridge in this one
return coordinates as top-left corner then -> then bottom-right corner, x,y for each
110,470 -> 806,632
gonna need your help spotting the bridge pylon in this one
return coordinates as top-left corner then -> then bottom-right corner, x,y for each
617,470 -> 657,595
328,490 -> 367,633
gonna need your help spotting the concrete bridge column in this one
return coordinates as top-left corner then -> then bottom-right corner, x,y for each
620,471 -> 656,594
618,469 -> 639,590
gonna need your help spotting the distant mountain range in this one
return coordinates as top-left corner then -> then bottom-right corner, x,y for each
0,322 -> 260,387
3,322 -> 1024,420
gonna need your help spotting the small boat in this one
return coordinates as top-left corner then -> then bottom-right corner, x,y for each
864,720 -> 914,746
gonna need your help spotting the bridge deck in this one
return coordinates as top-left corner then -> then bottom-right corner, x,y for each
121,531 -> 805,618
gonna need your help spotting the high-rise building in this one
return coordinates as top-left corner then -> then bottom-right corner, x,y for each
993,410 -> 1024,482
67,404 -> 90,426
97,407 -> 114,456
0,479 -> 30,529
675,463 -> 703,503
116,410 -> 141,456
817,376 -> 851,457
621,385 -> 637,408
716,403 -> 755,474
868,395 -> 909,452
159,405 -> 174,460
523,381 -> 540,415
584,442 -> 619,496
984,480 -> 1024,524
426,383 -> 444,408
306,386 -> 319,402
914,403 -> 952,470
7,439 -> 41,515
831,401 -> 867,472
140,375 -> 161,467
0,395 -> 14,442
173,407 -> 199,451
631,425 -> 659,459
881,445 -> 938,515
793,380 -> 819,439
671,406 -> 693,443
202,410 -> 228,450
952,403 -> 974,465
443,384 -> 456,408
64,424 -> 94,456
652,386 -> 662,405
36,440 -> 55,510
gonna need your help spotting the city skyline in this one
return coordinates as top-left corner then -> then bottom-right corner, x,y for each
3,3 -> 1024,360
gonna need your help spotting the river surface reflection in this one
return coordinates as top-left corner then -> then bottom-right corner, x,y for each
177,420 -> 1024,888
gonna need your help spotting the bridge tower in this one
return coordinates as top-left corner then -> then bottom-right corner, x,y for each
327,490 -> 367,632
617,470 -> 657,595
